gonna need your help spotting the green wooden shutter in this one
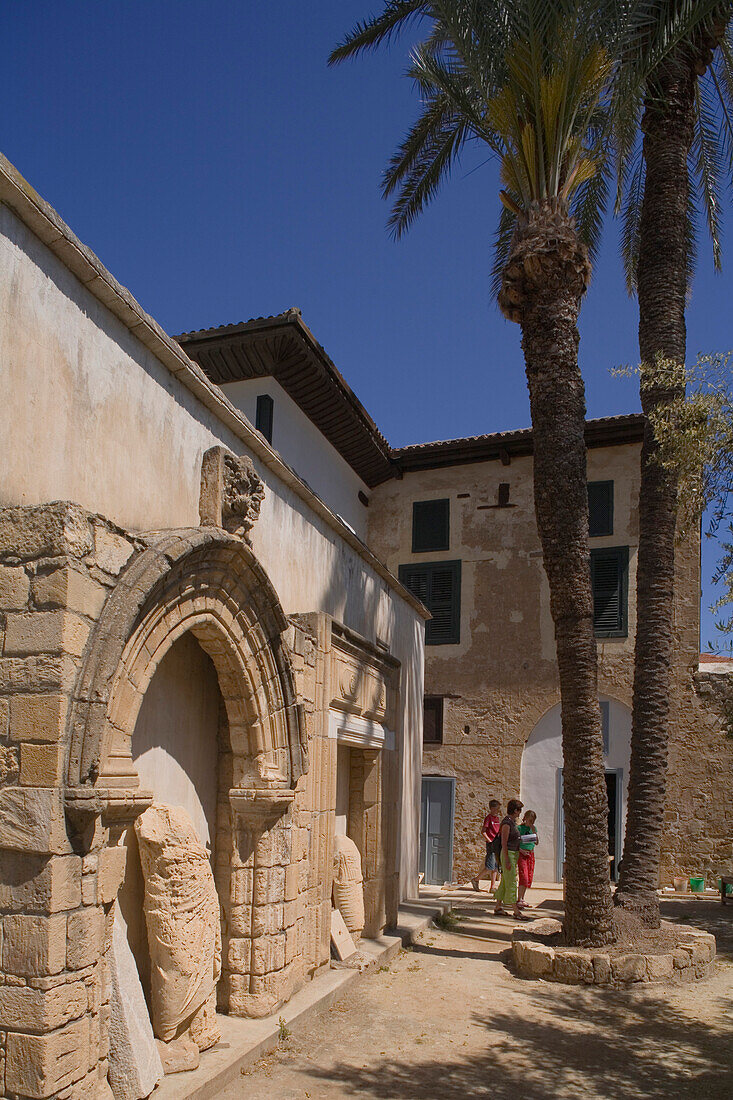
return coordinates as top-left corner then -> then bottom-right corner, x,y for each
588,481 -> 614,537
591,547 -> 629,637
412,499 -> 450,553
256,394 -> 274,443
399,561 -> 461,645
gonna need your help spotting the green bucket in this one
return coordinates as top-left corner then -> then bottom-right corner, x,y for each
717,877 -> 733,896
689,876 -> 706,893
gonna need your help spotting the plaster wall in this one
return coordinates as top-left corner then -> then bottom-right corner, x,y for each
131,632 -> 220,850
0,200 -> 424,900
368,443 -> 704,885
221,377 -> 370,537
520,698 -> 631,883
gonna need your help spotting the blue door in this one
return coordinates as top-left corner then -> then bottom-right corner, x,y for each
420,778 -> 455,885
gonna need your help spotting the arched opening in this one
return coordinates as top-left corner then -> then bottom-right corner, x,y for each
520,697 -> 631,882
117,632 -> 223,1004
65,530 -> 307,1031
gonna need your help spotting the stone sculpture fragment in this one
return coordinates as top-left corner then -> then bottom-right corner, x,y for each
135,803 -> 222,1050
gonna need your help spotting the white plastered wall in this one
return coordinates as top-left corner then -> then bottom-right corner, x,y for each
0,200 -> 425,902
520,698 -> 632,883
222,377 -> 370,537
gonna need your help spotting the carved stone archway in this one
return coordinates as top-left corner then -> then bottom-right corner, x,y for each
65,528 -> 307,827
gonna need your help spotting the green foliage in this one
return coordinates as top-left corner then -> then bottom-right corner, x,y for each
277,1015 -> 291,1042
331,0 -> 614,270
433,908 -> 459,929
330,1 -> 731,295
614,351 -> 733,632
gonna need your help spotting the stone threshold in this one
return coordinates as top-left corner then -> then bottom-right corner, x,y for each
155,896 -> 449,1100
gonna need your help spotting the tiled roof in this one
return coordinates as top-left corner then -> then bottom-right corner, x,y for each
176,311 -> 396,489
178,315 -> 646,484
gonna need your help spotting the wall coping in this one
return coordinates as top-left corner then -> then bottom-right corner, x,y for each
0,154 -> 429,623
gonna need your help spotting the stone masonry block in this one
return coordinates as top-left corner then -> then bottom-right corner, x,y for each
2,913 -> 67,976
0,503 -> 94,562
611,954 -> 646,983
9,694 -> 69,743
0,852 -> 81,913
4,611 -> 90,658
0,786 -> 70,854
0,653 -> 78,695
0,566 -> 30,610
5,1016 -> 89,1098
20,742 -> 64,787
97,846 -> 127,905
31,567 -> 107,619
67,907 -> 104,970
91,526 -> 134,576
645,954 -> 674,981
0,981 -> 87,1031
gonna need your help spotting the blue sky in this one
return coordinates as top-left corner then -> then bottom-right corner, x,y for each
3,1 -> 731,648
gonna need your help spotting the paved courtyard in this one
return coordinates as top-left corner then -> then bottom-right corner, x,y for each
226,886 -> 733,1099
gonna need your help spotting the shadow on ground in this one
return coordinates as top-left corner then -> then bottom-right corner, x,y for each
303,978 -> 733,1100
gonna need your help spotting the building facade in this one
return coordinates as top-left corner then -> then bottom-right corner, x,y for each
367,422 -> 733,889
1,149 -> 732,1099
0,156 -> 425,1099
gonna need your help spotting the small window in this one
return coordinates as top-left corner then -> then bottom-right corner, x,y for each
412,499 -> 450,553
256,394 -> 274,444
588,481 -> 614,537
423,697 -> 444,744
590,547 -> 629,637
600,700 -> 610,755
399,560 -> 461,645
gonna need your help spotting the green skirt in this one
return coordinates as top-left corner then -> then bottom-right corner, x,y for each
494,850 -> 518,906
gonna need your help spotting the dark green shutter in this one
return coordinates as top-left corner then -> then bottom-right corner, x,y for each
412,499 -> 450,552
590,547 -> 629,637
256,394 -> 274,443
588,481 -> 614,537
399,561 -> 461,645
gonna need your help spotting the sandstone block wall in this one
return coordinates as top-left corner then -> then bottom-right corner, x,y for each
367,446 -> 730,886
0,501 -> 404,1097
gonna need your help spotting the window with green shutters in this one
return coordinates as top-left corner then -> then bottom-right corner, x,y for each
588,480 -> 614,537
590,547 -> 629,637
399,560 -> 461,645
255,393 -> 274,443
412,499 -> 450,553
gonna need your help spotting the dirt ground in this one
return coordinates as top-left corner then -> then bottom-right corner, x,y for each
225,886 -> 733,1099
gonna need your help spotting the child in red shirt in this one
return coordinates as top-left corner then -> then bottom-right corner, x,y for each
471,800 -> 502,892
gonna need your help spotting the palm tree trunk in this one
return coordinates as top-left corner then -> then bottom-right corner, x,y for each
502,202 -> 614,947
614,49 -> 697,926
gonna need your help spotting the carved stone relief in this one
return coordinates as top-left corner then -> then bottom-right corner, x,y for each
199,446 -> 265,541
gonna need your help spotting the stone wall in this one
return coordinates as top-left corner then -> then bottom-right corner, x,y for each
367,445 -> 726,887
662,665 -> 733,882
0,500 -> 405,1098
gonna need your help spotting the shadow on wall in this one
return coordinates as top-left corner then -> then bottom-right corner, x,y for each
317,528 -> 425,914
301,981 -> 733,1100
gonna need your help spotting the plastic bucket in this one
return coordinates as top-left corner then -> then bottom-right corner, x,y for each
717,877 -> 733,896
673,876 -> 688,894
689,876 -> 706,893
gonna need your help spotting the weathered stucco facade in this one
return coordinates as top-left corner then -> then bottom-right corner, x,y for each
0,156 -> 426,1099
368,429 -> 732,888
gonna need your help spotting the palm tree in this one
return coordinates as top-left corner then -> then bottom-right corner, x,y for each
331,0 -> 616,946
610,2 -> 733,926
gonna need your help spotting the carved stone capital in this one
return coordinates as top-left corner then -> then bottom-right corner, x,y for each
229,787 -> 295,829
199,446 -> 265,542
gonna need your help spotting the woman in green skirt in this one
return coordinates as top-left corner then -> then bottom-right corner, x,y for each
494,798 -> 529,920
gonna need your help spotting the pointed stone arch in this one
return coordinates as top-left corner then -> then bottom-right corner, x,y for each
64,528 -> 307,826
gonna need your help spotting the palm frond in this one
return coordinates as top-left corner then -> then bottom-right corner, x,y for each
328,2 -> 431,65
619,149 -> 645,294
691,76 -> 724,270
490,201 -> 519,300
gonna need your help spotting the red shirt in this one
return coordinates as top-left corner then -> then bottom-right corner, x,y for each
482,813 -> 501,842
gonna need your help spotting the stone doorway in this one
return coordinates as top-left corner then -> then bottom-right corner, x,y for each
117,632 -> 224,1009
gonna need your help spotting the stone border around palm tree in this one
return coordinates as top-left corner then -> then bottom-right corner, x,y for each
511,919 -> 716,985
